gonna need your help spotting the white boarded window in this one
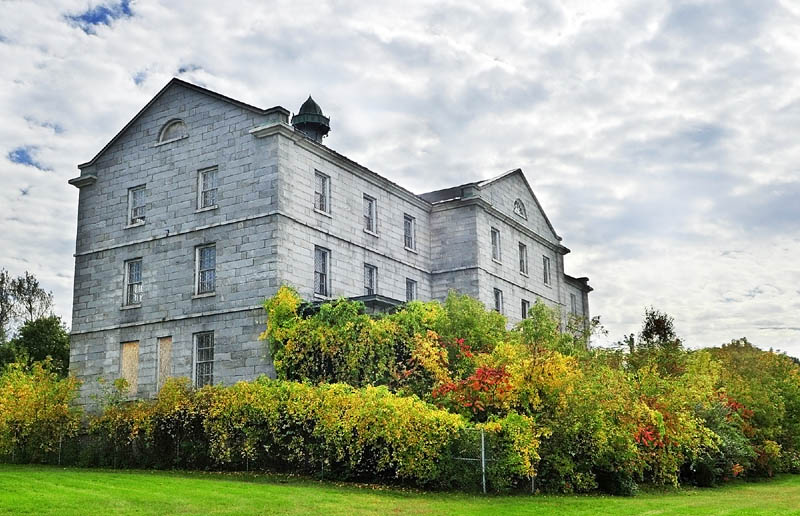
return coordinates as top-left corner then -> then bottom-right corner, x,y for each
519,242 -> 528,275
159,119 -> 187,143
157,336 -> 172,393
314,246 -> 330,297
196,245 -> 216,294
543,255 -> 551,285
570,293 -> 578,315
491,228 -> 501,261
128,185 -> 146,225
513,199 -> 527,219
314,171 -> 330,213
406,278 -> 417,302
194,332 -> 214,388
363,194 -> 376,233
364,263 -> 377,295
493,288 -> 503,313
124,259 -> 142,306
403,214 -> 415,249
120,341 -> 139,396
198,167 -> 218,209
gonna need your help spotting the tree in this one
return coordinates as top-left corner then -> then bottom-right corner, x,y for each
0,269 -> 14,342
626,307 -> 686,376
12,271 -> 53,323
7,316 -> 70,377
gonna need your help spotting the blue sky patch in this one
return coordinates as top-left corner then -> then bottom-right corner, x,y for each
66,0 -> 133,34
8,146 -> 49,171
133,70 -> 147,85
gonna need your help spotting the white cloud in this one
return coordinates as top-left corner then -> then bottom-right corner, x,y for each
0,0 -> 798,356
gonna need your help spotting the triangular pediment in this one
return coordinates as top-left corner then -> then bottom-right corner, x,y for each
478,169 -> 561,243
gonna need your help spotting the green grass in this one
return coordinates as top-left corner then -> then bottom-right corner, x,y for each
1,465 -> 799,515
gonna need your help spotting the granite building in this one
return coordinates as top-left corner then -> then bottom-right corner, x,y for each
68,78 -> 592,403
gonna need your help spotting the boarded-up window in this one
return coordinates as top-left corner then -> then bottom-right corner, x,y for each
120,341 -> 139,395
157,336 -> 172,392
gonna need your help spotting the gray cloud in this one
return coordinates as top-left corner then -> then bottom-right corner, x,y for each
0,0 -> 798,354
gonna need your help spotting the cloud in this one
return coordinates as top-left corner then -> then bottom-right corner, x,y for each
0,0 -> 798,356
7,146 -> 50,170
64,0 -> 133,34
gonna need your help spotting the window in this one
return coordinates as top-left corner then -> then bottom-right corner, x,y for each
363,194 -> 376,233
521,299 -> 530,319
403,214 -> 415,249
513,199 -> 527,219
198,167 -> 218,209
542,256 -> 551,285
491,228 -> 501,261
157,336 -> 172,392
314,246 -> 330,297
406,278 -> 417,302
194,332 -> 214,388
570,293 -> 578,315
364,263 -> 377,295
120,341 -> 139,396
196,245 -> 216,294
314,171 -> 330,213
124,259 -> 142,305
519,242 -> 528,275
128,185 -> 146,225
493,288 -> 503,313
158,119 -> 187,143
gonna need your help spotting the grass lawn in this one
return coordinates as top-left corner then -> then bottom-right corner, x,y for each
1,465 -> 799,515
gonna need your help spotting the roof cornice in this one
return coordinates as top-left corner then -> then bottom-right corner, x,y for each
250,122 -> 432,211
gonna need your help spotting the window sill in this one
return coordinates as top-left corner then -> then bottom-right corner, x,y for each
543,283 -> 553,289
314,208 -> 332,218
192,292 -> 216,299
195,205 -> 219,213
125,221 -> 146,229
120,304 -> 141,311
492,258 -> 503,265
364,229 -> 379,237
313,293 -> 332,301
520,272 -> 529,278
404,246 -> 418,254
153,134 -> 188,147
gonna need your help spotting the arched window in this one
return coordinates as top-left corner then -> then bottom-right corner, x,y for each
513,199 -> 527,220
158,119 -> 187,143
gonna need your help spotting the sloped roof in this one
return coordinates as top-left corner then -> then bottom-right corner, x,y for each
420,168 -> 562,241
77,78 -> 289,169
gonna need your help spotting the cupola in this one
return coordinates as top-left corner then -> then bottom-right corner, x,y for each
291,96 -> 330,143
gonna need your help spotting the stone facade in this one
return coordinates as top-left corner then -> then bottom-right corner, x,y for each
68,78 -> 591,405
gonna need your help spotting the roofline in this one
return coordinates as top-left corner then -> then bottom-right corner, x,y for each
77,78 -> 290,169
565,274 -> 593,292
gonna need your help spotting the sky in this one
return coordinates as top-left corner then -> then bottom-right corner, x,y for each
0,0 -> 798,355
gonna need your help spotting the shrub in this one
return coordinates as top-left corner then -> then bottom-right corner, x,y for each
0,361 -> 81,462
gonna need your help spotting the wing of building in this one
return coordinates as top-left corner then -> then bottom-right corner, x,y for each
68,78 -> 592,404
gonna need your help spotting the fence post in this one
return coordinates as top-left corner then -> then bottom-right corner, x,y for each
480,428 -> 486,494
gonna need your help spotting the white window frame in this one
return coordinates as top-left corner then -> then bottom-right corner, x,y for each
543,255 -> 551,286
403,214 -> 416,250
363,194 -> 377,234
128,185 -> 146,226
198,167 -> 218,210
123,258 -> 142,306
405,278 -> 417,302
314,171 -> 330,214
519,242 -> 528,275
364,263 -> 377,295
493,288 -> 503,313
521,299 -> 530,319
491,228 -> 501,262
314,246 -> 330,297
158,119 -> 187,144
195,244 -> 216,295
193,332 -> 214,388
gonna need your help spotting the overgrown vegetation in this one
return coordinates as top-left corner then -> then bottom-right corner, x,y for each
1,286 -> 799,496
